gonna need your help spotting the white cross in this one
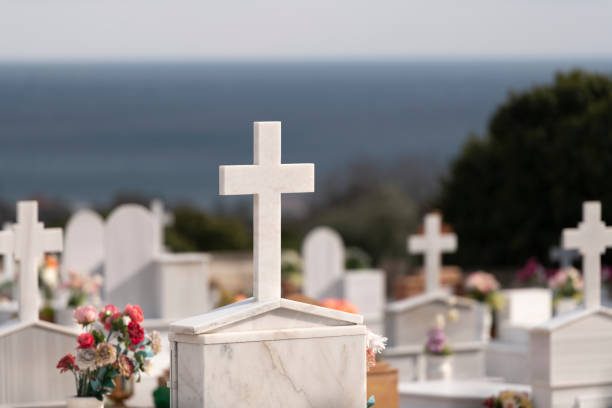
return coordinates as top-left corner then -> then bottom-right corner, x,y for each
563,201 -> 612,310
408,212 -> 457,293
0,223 -> 13,282
220,122 -> 314,301
549,242 -> 580,269
151,199 -> 173,255
0,202 -> 63,322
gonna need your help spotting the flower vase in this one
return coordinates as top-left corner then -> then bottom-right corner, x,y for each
66,397 -> 104,408
426,354 -> 453,380
556,297 -> 579,315
477,303 -> 492,341
55,307 -> 78,327
108,375 -> 134,405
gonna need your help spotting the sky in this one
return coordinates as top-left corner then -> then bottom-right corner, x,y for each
0,0 -> 611,61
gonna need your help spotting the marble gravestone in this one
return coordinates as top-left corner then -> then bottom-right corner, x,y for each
0,201 -> 78,405
104,204 -> 211,320
61,209 -> 105,279
385,212 -> 488,382
485,288 -> 552,383
150,199 -> 174,256
302,226 -> 386,333
530,201 -> 612,408
170,122 -> 367,407
303,226 -> 345,299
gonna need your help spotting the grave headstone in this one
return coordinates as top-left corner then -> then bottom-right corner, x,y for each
104,204 -> 157,314
302,226 -> 344,299
302,226 -> 386,333
0,201 -> 77,405
485,288 -> 552,383
170,121 -> 366,407
61,209 -> 104,279
530,201 -> 612,407
385,212 -> 486,381
150,199 -> 173,256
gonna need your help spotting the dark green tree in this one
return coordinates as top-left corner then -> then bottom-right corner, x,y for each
438,70 -> 612,267
165,205 -> 251,252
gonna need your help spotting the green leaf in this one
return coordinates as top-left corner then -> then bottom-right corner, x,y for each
97,366 -> 107,380
90,379 -> 101,392
103,379 -> 115,388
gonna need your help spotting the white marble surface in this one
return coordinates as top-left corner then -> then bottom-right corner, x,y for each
0,222 -> 14,282
399,380 -> 531,408
220,122 -> 314,302
150,199 -> 173,256
408,212 -> 457,293
497,288 -> 552,345
171,297 -> 362,335
3,202 -> 63,322
61,209 -> 104,278
385,341 -> 486,382
563,201 -> 612,310
104,203 -> 156,305
175,333 -> 365,408
386,292 -> 484,346
302,226 -> 345,299
530,307 -> 612,408
485,341 -> 530,383
0,321 -> 78,405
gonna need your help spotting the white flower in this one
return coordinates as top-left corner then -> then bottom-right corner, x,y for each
435,313 -> 446,329
448,308 -> 459,322
40,267 -> 59,290
143,359 -> 154,375
150,331 -> 162,355
77,348 -> 96,370
366,329 -> 387,354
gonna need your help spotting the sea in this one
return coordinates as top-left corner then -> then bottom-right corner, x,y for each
0,59 -> 611,207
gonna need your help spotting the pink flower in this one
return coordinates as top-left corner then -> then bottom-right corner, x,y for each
74,305 -> 97,325
99,304 -> 120,330
77,333 -> 95,349
124,304 -> 144,324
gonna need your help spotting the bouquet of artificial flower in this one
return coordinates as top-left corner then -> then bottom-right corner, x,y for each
424,315 -> 453,356
366,329 -> 387,370
63,272 -> 103,308
548,267 -> 583,303
57,304 -> 161,400
465,271 -> 505,311
482,389 -> 532,408
515,257 -> 546,286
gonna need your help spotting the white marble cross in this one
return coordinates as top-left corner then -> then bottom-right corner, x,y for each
150,199 -> 173,255
0,202 -> 63,322
549,243 -> 580,269
563,201 -> 612,310
408,212 -> 457,293
219,122 -> 314,301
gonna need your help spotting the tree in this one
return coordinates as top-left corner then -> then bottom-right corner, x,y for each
438,70 -> 612,267
165,205 -> 251,252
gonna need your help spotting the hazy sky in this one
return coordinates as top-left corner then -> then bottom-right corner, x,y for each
0,0 -> 611,61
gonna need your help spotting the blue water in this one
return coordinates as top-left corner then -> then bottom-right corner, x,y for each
0,60 -> 611,207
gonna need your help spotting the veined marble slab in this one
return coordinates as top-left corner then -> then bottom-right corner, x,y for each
399,380 -> 531,408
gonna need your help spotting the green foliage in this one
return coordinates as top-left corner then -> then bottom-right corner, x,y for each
165,205 -> 251,252
438,70 -> 612,267
309,185 -> 419,263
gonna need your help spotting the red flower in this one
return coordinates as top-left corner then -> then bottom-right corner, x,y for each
127,321 -> 144,346
99,304 -> 120,330
57,353 -> 77,373
77,333 -> 95,349
124,304 -> 144,324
